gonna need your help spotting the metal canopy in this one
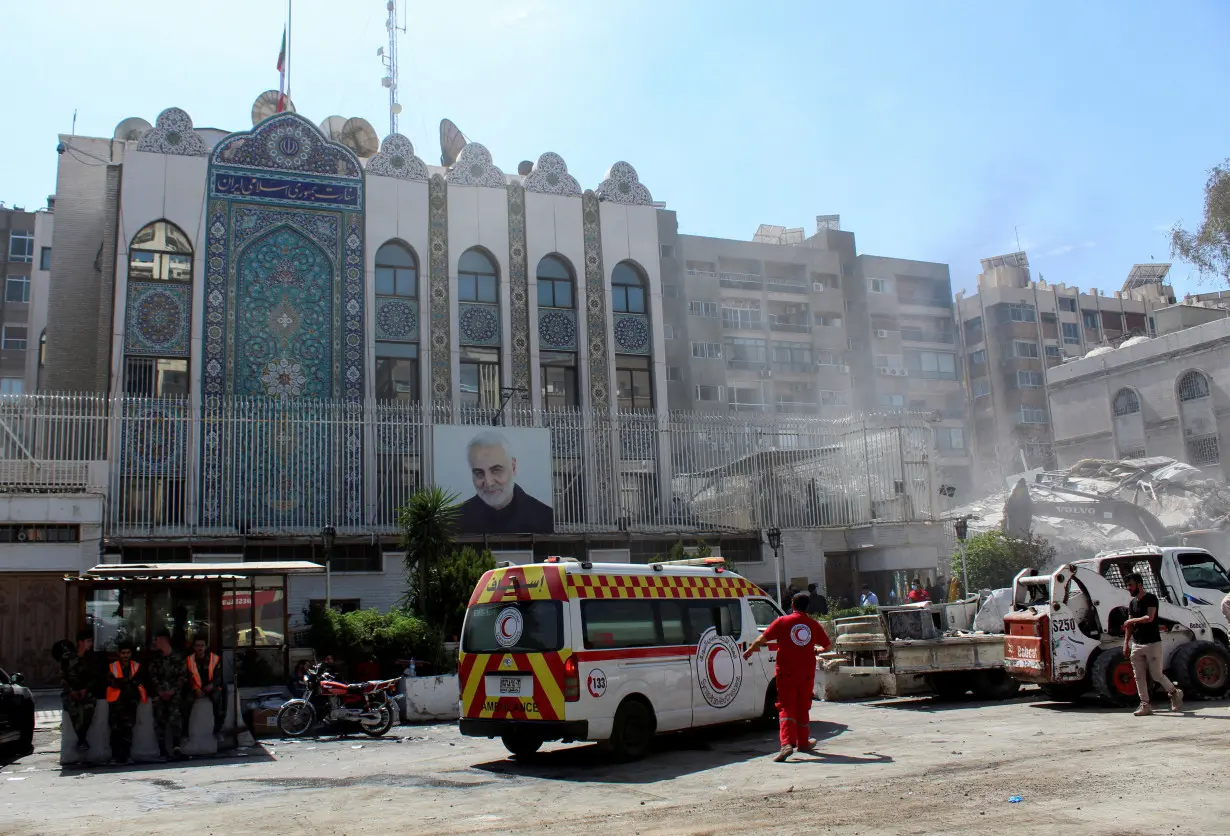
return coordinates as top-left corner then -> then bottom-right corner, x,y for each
69,561 -> 325,582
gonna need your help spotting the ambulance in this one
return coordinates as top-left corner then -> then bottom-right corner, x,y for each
458,557 -> 787,760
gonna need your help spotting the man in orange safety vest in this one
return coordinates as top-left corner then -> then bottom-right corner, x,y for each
105,640 -> 146,764
186,634 -> 225,739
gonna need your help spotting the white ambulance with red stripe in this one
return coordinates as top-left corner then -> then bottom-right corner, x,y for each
459,557 -> 787,760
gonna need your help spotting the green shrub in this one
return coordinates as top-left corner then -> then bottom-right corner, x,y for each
306,606 -> 443,675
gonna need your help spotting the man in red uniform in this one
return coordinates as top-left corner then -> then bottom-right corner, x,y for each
744,591 -> 831,762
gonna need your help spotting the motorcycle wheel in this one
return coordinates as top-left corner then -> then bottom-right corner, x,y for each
276,699 -> 316,737
359,703 -> 396,737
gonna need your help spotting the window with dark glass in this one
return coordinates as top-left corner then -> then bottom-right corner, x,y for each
129,221 -> 192,282
540,351 -> 578,408
125,357 -> 189,397
375,242 -> 417,297
616,355 -> 653,410
8,231 -> 33,263
458,249 -> 498,302
460,346 -> 501,407
536,255 -> 574,308
375,343 -> 419,401
612,262 -> 647,314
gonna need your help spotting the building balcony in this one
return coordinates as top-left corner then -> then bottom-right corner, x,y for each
719,272 -> 764,290
727,359 -> 769,371
765,279 -> 809,295
686,268 -> 719,279
896,292 -> 953,309
769,319 -> 811,333
722,318 -> 765,330
901,330 -> 955,345
772,362 -> 815,375
775,402 -> 818,414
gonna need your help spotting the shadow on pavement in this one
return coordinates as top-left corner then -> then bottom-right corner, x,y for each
791,750 -> 892,766
472,720 -> 850,783
57,744 -> 278,776
864,694 -> 1039,713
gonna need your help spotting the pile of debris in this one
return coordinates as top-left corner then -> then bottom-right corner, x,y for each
951,456 -> 1230,558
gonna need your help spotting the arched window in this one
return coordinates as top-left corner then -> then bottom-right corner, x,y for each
536,255 -> 574,309
611,262 -> 647,314
458,248 -> 498,303
375,241 -> 417,297
536,255 -> 577,407
1112,388 -> 1140,416
1178,371 -> 1210,402
457,248 -> 501,408
129,220 -> 192,282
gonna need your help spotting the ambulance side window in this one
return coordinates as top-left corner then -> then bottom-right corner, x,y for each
681,600 -> 742,642
658,601 -> 687,645
749,598 -> 782,631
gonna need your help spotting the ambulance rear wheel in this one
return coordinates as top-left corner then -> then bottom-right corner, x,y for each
610,699 -> 655,761
501,731 -> 543,759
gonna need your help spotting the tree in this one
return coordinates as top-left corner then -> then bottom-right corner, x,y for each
397,486 -> 460,616
951,530 -> 1055,595
1171,159 -> 1230,283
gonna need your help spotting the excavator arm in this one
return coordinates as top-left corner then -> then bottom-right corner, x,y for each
1003,478 -> 1169,544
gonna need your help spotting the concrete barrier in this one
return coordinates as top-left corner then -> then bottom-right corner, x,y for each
180,698 -> 219,756
402,675 -> 460,722
60,700 -> 112,765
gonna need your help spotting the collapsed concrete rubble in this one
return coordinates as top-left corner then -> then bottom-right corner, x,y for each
949,456 -> 1230,560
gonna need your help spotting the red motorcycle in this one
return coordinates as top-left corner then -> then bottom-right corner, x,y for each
276,663 -> 402,737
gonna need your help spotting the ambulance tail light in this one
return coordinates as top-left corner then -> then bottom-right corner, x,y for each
563,655 -> 580,702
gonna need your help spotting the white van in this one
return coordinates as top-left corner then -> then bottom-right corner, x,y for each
458,558 -> 787,759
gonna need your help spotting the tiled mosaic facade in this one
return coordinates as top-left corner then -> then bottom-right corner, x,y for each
458,302 -> 501,346
522,152 -> 582,197
582,191 -> 611,410
366,134 -> 428,181
613,313 -> 652,355
506,183 -> 531,405
428,174 -> 451,405
538,308 -> 578,351
200,113 -> 365,526
136,107 -> 209,157
125,281 -> 191,356
374,297 -> 418,341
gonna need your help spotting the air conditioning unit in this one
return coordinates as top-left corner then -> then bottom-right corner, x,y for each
876,329 -> 889,339
878,366 -> 891,375
900,368 -> 910,377
838,364 -> 850,374
759,368 -> 773,378
813,282 -> 826,292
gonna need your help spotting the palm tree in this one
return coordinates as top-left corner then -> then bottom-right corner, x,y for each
396,486 -> 461,616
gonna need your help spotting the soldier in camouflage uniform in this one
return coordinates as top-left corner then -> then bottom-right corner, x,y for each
60,629 -> 100,753
146,629 -> 187,759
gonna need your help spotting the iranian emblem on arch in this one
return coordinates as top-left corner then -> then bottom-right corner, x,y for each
695,627 -> 743,708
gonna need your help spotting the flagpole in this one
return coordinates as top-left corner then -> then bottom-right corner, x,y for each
286,0 -> 293,101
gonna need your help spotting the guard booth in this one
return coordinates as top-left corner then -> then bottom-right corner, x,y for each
65,561 -> 324,688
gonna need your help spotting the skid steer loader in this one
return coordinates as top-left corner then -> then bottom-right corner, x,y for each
1004,547 -> 1230,705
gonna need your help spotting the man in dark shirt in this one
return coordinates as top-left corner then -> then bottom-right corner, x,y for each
456,431 -> 554,534
806,584 -> 829,616
1122,572 -> 1182,715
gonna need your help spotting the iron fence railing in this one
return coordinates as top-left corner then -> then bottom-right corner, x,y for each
0,395 -> 939,538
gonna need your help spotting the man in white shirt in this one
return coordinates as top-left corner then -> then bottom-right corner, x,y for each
860,585 -> 879,607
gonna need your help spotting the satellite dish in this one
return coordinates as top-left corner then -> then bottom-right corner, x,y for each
319,115 -> 347,141
439,118 -> 468,167
251,90 -> 295,125
517,160 -> 533,176
113,117 -> 152,142
391,103 -> 403,116
339,117 -> 379,157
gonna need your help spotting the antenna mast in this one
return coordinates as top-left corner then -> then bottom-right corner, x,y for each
380,0 -> 406,136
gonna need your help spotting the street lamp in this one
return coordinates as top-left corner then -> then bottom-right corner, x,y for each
953,517 -> 969,601
766,526 -> 783,607
322,523 -> 336,611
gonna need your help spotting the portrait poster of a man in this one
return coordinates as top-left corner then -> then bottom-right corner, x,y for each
433,427 -> 554,535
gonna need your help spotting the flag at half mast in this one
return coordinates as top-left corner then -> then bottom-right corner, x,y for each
276,28 -> 287,112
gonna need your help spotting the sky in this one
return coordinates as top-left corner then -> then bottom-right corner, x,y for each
3,0 -> 1229,297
